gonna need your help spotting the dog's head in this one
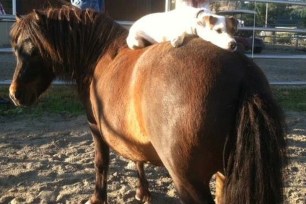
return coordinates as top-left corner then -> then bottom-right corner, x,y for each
196,13 -> 239,51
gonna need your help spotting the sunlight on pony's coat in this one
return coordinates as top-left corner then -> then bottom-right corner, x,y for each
9,7 -> 287,204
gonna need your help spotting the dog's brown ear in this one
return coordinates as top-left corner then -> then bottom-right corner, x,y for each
197,15 -> 218,29
229,16 -> 239,27
205,15 -> 217,28
226,16 -> 239,35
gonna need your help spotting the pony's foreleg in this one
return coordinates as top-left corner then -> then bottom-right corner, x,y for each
135,161 -> 151,202
87,124 -> 109,204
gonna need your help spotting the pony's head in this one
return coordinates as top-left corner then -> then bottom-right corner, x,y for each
9,7 -> 127,106
9,12 -> 55,106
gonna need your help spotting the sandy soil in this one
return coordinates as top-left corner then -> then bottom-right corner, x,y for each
0,110 -> 305,204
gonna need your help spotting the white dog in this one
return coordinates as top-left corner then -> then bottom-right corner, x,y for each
126,7 -> 238,51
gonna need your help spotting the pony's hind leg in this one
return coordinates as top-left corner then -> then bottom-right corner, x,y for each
154,144 -> 217,203
172,176 -> 215,204
214,172 -> 225,204
87,123 -> 110,204
135,161 -> 151,203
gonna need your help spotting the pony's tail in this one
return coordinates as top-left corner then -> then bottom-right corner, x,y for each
224,90 -> 287,204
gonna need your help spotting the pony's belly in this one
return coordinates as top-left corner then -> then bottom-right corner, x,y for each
101,125 -> 162,165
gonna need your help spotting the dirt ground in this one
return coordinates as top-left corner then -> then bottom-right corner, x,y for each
0,110 -> 305,204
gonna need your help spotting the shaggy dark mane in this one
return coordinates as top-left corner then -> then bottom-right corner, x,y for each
10,6 -> 128,91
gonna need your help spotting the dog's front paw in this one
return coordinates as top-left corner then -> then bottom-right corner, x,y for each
127,36 -> 145,50
170,37 -> 184,47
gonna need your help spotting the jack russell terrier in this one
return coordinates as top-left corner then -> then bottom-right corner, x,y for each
126,7 -> 238,51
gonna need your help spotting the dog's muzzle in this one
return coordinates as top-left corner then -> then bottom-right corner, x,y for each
229,41 -> 237,51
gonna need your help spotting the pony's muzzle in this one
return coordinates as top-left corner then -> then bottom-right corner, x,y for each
9,83 -> 35,106
9,83 -> 21,106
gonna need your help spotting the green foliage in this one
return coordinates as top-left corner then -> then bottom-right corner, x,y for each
290,8 -> 306,27
0,86 -> 84,117
237,1 -> 305,28
243,3 -> 292,27
272,87 -> 306,112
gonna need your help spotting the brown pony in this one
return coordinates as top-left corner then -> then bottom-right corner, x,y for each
9,7 -> 287,204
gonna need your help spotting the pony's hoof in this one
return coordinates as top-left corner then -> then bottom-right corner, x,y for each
86,196 -> 107,204
135,188 -> 152,203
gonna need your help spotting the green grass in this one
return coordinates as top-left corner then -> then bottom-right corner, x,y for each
0,85 -> 84,117
0,86 -> 306,118
272,87 -> 306,112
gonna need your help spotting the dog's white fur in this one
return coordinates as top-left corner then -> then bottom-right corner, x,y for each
127,7 -> 238,51
176,0 -> 210,10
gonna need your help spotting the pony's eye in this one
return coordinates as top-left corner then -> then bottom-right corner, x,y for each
216,29 -> 222,34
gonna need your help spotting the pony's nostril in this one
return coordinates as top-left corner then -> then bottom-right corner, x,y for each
229,41 -> 237,50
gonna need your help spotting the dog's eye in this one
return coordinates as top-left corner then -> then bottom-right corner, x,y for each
216,29 -> 222,34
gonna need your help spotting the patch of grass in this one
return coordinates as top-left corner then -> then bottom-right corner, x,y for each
0,85 -> 84,117
1,86 -> 305,118
272,87 -> 306,112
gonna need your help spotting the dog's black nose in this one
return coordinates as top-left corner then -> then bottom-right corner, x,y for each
229,41 -> 237,51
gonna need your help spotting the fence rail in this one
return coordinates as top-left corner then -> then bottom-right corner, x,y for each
240,26 -> 306,34
246,54 -> 306,59
247,0 -> 306,6
0,15 -> 15,21
1,3 -> 305,86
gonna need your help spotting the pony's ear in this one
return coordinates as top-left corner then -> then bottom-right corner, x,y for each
16,14 -> 22,22
33,9 -> 44,21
